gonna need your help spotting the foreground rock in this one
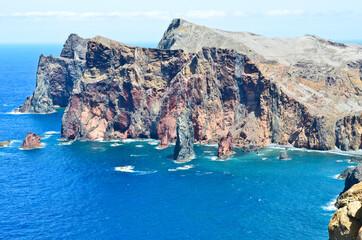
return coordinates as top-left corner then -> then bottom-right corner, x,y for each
329,182 -> 362,240
0,140 -> 12,147
15,34 -> 88,113
173,104 -> 195,162
20,132 -> 42,149
217,131 -> 233,159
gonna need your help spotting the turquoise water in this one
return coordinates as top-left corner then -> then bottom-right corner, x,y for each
0,43 -> 359,239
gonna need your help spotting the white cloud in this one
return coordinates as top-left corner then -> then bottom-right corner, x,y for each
266,10 -> 305,17
233,11 -> 248,17
4,11 -> 171,20
186,10 -> 227,19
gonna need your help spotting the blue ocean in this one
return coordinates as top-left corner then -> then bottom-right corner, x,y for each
0,42 -> 360,239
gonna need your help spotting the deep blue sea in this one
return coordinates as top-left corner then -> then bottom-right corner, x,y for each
0,41 -> 361,240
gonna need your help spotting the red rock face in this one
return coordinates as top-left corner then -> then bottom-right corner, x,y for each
20,132 -> 42,149
218,131 -> 233,158
60,37 -> 362,151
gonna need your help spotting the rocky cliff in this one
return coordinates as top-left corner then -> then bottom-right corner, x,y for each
59,32 -> 362,151
157,18 -> 362,151
15,34 -> 88,113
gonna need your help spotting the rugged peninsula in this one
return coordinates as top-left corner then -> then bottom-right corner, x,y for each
17,19 -> 362,152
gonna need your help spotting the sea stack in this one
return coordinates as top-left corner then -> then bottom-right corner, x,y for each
20,132 -> 42,149
279,151 -> 290,160
217,131 -> 233,159
173,106 -> 195,163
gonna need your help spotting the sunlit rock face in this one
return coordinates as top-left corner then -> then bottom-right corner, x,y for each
60,34 -> 361,151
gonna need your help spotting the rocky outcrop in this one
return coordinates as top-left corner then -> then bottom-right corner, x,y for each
0,140 -> 12,147
15,34 -> 88,113
217,131 -> 233,158
20,132 -> 42,149
173,103 -> 195,162
343,163 -> 362,194
329,182 -> 362,240
339,167 -> 355,180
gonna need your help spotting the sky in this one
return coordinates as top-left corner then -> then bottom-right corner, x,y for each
0,0 -> 361,43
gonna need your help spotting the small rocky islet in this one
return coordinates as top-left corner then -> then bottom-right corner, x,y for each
9,18 -> 362,239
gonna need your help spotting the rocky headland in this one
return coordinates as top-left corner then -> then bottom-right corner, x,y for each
16,19 -> 362,153
15,34 -> 88,113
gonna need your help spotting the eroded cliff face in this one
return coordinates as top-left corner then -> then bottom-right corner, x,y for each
60,36 -> 357,151
15,34 -> 88,113
157,18 -> 362,151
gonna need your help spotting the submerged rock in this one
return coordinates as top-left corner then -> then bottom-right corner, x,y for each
0,140 -> 12,147
20,132 -> 42,149
217,131 -> 233,159
329,182 -> 362,240
173,105 -> 195,163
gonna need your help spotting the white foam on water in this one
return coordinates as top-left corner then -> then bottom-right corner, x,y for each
58,141 -> 73,146
267,144 -> 362,157
262,157 -> 267,160
122,139 -> 137,143
94,138 -> 105,142
322,197 -> 338,211
114,166 -> 135,172
19,143 -> 46,150
130,154 -> 147,157
135,145 -> 143,148
168,164 -> 195,172
336,160 -> 343,163
110,143 -> 122,147
148,142 -> 159,145
332,174 -> 343,180
44,131 -> 60,135
204,151 -> 212,153
42,135 -> 52,139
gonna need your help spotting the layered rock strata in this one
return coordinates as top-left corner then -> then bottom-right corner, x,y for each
20,132 -> 42,149
217,131 -> 233,158
158,19 -> 362,151
15,34 -> 88,113
60,34 -> 362,151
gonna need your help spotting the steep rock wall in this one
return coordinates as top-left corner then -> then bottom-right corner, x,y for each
60,36 -> 356,150
15,34 -> 88,113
